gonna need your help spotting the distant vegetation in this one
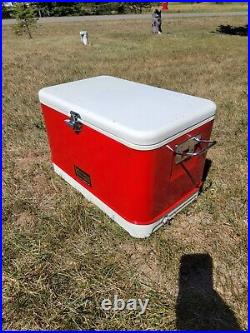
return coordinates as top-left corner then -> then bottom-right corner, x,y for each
2,2 -> 248,18
12,3 -> 38,39
2,2 -> 157,18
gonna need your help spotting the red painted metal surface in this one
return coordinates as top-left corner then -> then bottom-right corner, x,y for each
41,104 -> 213,225
162,2 -> 169,11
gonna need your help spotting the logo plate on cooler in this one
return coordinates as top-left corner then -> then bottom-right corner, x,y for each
74,166 -> 91,186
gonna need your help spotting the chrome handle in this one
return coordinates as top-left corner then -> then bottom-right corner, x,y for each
175,138 -> 216,158
193,137 -> 217,145
174,135 -> 216,163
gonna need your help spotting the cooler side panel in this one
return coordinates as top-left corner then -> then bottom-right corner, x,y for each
150,121 -> 214,217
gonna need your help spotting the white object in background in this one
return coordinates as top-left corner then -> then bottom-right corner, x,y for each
80,31 -> 88,45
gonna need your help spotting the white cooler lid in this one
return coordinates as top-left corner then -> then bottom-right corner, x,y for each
39,76 -> 216,149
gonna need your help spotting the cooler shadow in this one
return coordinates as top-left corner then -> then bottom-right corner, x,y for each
176,254 -> 241,330
202,158 -> 212,183
214,24 -> 248,36
199,158 -> 212,193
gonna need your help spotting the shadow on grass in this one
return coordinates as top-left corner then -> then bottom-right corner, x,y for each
199,158 -> 212,193
176,254 -> 241,330
202,158 -> 212,183
214,24 -> 248,36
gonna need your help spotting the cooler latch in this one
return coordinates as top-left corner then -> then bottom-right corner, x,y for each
64,111 -> 82,133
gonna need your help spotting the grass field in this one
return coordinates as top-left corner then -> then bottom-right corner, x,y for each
2,15 -> 248,330
165,2 -> 248,13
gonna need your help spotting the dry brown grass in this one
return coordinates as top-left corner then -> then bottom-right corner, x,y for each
2,15 -> 248,330
166,2 -> 248,13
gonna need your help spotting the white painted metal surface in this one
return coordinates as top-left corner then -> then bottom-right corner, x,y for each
39,76 -> 216,149
80,31 -> 88,45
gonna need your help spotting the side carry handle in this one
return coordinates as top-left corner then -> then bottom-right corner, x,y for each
174,135 -> 217,164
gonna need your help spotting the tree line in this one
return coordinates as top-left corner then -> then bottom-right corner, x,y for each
2,2 -> 160,19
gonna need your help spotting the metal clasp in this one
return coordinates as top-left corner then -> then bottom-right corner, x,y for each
64,111 -> 82,133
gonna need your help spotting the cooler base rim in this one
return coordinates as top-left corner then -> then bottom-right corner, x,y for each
53,163 -> 199,238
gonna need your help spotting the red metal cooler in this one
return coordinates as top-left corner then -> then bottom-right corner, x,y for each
39,76 -> 216,238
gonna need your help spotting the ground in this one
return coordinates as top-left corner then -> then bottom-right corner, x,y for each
165,2 -> 248,13
2,15 -> 248,330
